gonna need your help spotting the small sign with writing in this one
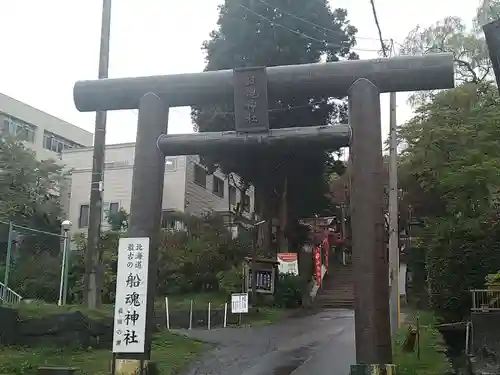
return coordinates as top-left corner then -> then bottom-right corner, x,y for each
112,237 -> 150,353
231,293 -> 249,314
233,67 -> 270,133
248,269 -> 274,293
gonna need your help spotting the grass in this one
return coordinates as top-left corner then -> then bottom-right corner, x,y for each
165,293 -> 288,327
6,301 -> 113,320
166,292 -> 228,310
6,293 -> 228,320
0,330 -> 209,375
393,310 -> 453,375
7,292 -> 287,329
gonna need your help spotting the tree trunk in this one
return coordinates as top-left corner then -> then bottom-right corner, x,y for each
277,176 -> 288,253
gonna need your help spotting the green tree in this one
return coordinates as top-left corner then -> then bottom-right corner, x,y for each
0,137 -> 65,230
0,137 -> 68,300
398,82 -> 500,320
192,0 -> 358,251
400,16 -> 490,107
474,0 -> 500,30
107,207 -> 129,231
0,137 -> 66,267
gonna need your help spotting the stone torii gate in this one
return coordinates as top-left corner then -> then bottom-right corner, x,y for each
73,53 -> 454,374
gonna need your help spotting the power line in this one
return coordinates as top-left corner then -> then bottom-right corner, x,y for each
255,0 -> 389,42
239,4 -> 380,53
369,0 -> 388,57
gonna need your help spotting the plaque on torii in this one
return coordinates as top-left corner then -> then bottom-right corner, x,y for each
233,67 -> 270,133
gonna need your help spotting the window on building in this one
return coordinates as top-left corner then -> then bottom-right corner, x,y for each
165,157 -> 177,171
1,119 -> 8,136
193,164 -> 206,187
79,204 -> 90,228
161,210 -> 183,231
213,176 -> 224,198
243,194 -> 251,212
103,202 -> 119,221
4,116 -> 36,143
43,130 -> 83,154
229,185 -> 237,207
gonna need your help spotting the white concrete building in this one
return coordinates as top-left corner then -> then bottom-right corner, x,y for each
0,92 -> 93,160
62,143 -> 255,232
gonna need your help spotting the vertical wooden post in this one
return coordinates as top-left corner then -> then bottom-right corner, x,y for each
189,300 -> 193,330
165,297 -> 170,330
223,303 -> 228,328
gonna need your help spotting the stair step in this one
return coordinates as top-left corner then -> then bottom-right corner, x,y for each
317,265 -> 355,310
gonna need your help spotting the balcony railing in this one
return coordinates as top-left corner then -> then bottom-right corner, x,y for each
471,289 -> 500,312
0,282 -> 23,305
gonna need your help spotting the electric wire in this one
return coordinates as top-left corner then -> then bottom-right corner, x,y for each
239,4 -> 381,53
254,0 -> 390,42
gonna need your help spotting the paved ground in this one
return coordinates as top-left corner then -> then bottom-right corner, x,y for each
175,308 -> 355,375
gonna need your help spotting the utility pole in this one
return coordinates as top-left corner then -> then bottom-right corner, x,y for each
85,0 -> 112,309
387,39 -> 400,336
388,90 -> 400,336
370,0 -> 401,335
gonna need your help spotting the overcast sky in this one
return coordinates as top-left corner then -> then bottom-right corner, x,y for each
0,0 -> 479,145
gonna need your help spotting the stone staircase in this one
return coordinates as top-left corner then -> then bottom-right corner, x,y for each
314,263 -> 354,309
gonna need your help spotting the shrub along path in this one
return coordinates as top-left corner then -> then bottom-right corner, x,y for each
393,311 -> 452,375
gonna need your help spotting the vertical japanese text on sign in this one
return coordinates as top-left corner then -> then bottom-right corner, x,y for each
233,67 -> 270,133
112,237 -> 150,353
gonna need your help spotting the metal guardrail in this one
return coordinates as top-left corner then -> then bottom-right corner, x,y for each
0,281 -> 22,304
471,289 -> 500,312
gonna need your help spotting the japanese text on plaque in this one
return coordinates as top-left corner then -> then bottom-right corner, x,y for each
112,237 -> 149,353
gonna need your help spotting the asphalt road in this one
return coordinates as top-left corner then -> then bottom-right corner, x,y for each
176,308 -> 355,375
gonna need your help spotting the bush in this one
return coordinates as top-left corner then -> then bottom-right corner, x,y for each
217,266 -> 243,295
68,231 -> 120,304
274,274 -> 304,308
394,311 -> 452,375
424,216 -> 500,321
7,253 -> 61,302
155,216 -> 252,296
11,214 -> 255,304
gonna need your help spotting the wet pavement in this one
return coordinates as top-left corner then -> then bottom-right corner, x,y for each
175,308 -> 355,375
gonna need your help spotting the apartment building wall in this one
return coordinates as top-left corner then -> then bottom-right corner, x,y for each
62,144 -> 256,233
185,155 -> 255,219
62,143 -> 187,233
0,92 -> 93,161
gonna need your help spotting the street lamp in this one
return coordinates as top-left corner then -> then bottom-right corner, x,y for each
58,220 -> 72,306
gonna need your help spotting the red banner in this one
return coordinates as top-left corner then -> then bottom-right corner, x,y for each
323,234 -> 329,275
314,247 -> 322,284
